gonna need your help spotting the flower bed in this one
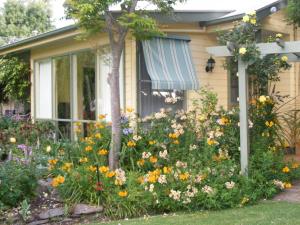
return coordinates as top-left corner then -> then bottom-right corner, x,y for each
43,89 -> 300,219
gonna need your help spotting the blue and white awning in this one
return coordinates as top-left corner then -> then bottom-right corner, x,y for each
142,36 -> 199,90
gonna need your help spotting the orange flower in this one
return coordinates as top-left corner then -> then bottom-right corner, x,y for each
179,172 -> 190,181
48,159 -> 58,165
61,163 -> 72,172
51,175 -> 65,187
284,182 -> 292,189
99,166 -> 109,173
105,171 -> 116,178
85,145 -> 93,152
88,165 -> 97,172
98,114 -> 106,120
118,190 -> 128,197
149,156 -> 158,163
163,166 -> 172,174
169,133 -> 179,139
137,159 -> 145,166
282,166 -> 290,173
98,149 -> 108,155
127,140 -> 136,147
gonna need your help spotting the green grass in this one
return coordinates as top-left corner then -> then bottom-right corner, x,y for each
87,201 -> 300,225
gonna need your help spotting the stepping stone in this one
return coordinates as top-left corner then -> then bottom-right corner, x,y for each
27,220 -> 49,225
273,180 -> 300,203
38,207 -> 65,219
72,204 -> 103,215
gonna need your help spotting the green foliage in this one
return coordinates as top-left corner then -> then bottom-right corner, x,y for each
0,56 -> 30,102
218,12 -> 291,98
0,161 -> 37,208
286,0 -> 300,27
0,0 -> 53,45
44,88 -> 300,219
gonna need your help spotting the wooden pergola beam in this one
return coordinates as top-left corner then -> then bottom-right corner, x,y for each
206,40 -> 300,176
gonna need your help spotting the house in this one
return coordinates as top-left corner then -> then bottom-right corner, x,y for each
0,0 -> 297,138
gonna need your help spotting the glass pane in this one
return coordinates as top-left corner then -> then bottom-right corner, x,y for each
76,51 -> 96,120
36,60 -> 52,119
57,121 -> 71,139
54,56 -> 71,119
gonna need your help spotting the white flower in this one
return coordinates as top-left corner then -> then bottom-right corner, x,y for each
133,135 -> 142,141
149,184 -> 155,192
273,179 -> 284,190
202,185 -> 214,195
158,175 -> 167,184
189,144 -> 197,151
175,161 -> 187,168
225,181 -> 235,189
9,137 -> 16,143
169,189 -> 181,201
154,109 -> 167,119
248,120 -> 253,128
115,168 -> 126,185
142,152 -> 151,159
159,150 -> 168,159
46,145 -> 51,152
194,174 -> 204,184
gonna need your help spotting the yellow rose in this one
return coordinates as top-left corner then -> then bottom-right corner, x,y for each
9,137 -> 16,143
250,19 -> 256,25
258,95 -> 267,103
242,15 -> 250,23
239,47 -> 247,55
281,56 -> 288,62
248,10 -> 256,16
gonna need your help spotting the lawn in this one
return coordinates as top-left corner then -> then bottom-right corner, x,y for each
88,201 -> 300,225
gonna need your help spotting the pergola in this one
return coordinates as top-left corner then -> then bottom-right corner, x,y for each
206,40 -> 300,175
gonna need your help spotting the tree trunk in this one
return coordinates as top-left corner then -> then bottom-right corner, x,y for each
108,49 -> 122,170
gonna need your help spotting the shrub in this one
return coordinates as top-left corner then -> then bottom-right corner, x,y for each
0,161 -> 38,208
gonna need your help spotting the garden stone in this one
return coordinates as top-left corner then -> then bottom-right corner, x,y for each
38,207 -> 64,219
27,219 -> 49,225
72,204 -> 103,215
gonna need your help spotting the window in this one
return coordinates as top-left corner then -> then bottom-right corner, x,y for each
138,44 -> 184,118
34,48 -> 124,139
229,69 -> 239,106
35,60 -> 52,119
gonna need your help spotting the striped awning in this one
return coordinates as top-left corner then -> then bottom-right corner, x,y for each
142,36 -> 199,90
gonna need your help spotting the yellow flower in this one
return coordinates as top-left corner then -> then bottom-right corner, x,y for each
105,171 -> 116,178
62,163 -> 72,172
118,190 -> 128,197
250,19 -> 256,25
173,140 -> 179,145
239,47 -> 247,55
98,114 -> 106,120
88,165 -> 97,172
85,145 -> 93,152
126,107 -> 134,113
51,175 -> 65,187
265,121 -> 274,128
207,138 -> 216,146
148,169 -> 161,183
163,166 -> 172,174
258,95 -> 267,103
9,137 -> 16,143
99,166 -> 109,173
94,133 -> 102,139
137,176 -> 145,184
149,140 -> 156,145
276,33 -> 283,38
281,56 -> 288,62
292,163 -> 299,169
79,157 -> 88,163
137,159 -> 145,166
248,10 -> 256,16
149,156 -> 158,164
95,123 -> 105,129
282,166 -> 290,173
179,172 -> 190,181
169,133 -> 179,139
284,182 -> 292,189
127,140 -> 136,147
98,149 -> 108,156
242,15 -> 250,23
241,196 -> 249,205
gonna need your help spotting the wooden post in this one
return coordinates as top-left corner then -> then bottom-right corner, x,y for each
238,58 -> 249,176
